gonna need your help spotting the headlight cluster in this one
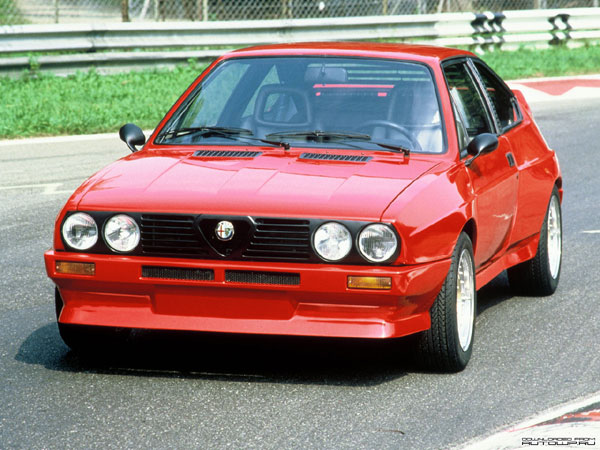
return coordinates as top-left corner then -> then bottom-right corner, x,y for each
313,222 -> 398,263
61,212 -> 398,264
103,214 -> 140,252
313,222 -> 352,261
62,213 -> 98,250
62,213 -> 140,253
358,224 -> 398,263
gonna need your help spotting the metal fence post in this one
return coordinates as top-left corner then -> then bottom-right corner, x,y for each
281,0 -> 293,19
122,0 -> 130,22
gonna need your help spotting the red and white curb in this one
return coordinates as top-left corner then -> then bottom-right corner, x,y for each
458,392 -> 600,449
508,74 -> 600,103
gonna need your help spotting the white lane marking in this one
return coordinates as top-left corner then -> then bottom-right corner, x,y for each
0,132 -> 116,147
0,222 -> 32,231
582,230 -> 600,234
509,392 -> 600,430
0,182 -> 73,195
0,130 -> 153,147
458,391 -> 600,450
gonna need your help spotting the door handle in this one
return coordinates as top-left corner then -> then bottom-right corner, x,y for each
506,152 -> 516,167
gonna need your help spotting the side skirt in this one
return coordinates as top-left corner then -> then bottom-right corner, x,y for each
475,233 -> 540,289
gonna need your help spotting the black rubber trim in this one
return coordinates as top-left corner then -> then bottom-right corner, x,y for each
141,266 -> 214,281
225,270 -> 300,285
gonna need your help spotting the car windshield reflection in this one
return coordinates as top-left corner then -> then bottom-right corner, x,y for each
157,56 -> 444,154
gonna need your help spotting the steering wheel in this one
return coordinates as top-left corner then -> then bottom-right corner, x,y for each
358,120 -> 422,152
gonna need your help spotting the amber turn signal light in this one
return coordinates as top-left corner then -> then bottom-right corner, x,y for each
347,276 -> 392,290
55,261 -> 95,276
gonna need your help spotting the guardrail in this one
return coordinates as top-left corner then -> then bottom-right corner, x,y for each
1,7 -> 599,76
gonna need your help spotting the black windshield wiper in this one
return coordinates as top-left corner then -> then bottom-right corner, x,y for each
158,126 -> 253,140
266,130 -> 371,141
158,126 -> 291,150
369,141 -> 411,156
265,130 -> 410,156
258,138 -> 291,151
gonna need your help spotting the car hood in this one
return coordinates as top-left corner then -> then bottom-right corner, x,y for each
75,148 -> 440,221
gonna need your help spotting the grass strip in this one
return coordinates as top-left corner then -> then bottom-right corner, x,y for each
1,45 -> 600,140
480,44 -> 600,80
0,63 -> 203,139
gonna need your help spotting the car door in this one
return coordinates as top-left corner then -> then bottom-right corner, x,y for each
471,60 -> 549,248
443,59 -> 519,270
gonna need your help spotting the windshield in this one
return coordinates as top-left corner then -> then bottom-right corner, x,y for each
157,56 -> 445,154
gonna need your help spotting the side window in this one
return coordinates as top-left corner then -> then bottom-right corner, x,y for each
443,62 -> 493,140
474,62 -> 519,131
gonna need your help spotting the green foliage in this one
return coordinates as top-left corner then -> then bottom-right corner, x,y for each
0,63 -> 203,139
1,45 -> 600,139
0,0 -> 25,24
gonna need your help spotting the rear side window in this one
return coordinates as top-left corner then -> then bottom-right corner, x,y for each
474,62 -> 519,131
443,62 -> 493,139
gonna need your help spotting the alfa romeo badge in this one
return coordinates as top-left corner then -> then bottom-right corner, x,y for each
215,220 -> 235,241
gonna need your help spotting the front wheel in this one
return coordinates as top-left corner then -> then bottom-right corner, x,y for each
416,232 -> 476,372
508,186 -> 562,296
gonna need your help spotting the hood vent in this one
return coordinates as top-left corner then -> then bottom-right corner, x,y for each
300,153 -> 371,162
193,150 -> 262,158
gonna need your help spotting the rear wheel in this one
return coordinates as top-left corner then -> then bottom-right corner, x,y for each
508,186 -> 562,296
416,232 -> 476,372
55,288 -> 130,353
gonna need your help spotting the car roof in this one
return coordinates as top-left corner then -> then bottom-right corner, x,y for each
224,42 -> 476,65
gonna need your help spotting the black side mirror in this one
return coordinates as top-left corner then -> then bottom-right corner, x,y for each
465,133 -> 498,167
119,123 -> 146,153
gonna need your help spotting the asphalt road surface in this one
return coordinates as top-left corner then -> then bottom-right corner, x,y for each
1,98 -> 599,449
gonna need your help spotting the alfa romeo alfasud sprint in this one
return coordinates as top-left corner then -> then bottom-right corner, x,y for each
44,43 -> 562,371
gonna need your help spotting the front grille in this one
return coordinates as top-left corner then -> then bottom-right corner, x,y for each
193,150 -> 262,158
300,152 -> 371,162
225,270 -> 300,285
142,266 -> 214,281
140,214 -> 208,257
243,218 -> 311,260
81,210 -> 377,264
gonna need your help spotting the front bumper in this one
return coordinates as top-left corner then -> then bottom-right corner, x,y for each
44,251 -> 451,339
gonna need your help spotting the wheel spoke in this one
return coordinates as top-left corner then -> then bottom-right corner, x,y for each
546,195 -> 562,279
456,249 -> 475,352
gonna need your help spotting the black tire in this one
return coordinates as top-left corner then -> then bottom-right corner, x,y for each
508,186 -> 562,296
55,287 -> 130,353
416,232 -> 476,372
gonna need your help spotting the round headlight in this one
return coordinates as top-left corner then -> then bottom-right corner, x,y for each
358,224 -> 398,263
104,214 -> 140,253
62,213 -> 98,250
313,222 -> 352,261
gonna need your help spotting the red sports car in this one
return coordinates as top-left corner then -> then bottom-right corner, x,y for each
44,43 -> 562,371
